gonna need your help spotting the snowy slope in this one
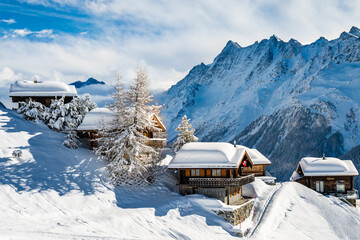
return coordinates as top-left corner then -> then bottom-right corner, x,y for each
158,26 -> 360,185
1,105 -> 360,239
0,105 -> 240,239
251,182 -> 360,240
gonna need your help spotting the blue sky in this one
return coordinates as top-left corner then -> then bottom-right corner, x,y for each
0,0 -> 359,90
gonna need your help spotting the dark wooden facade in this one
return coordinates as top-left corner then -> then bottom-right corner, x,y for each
12,96 -> 74,108
173,166 -> 255,204
178,168 -> 241,185
295,176 -> 354,194
78,113 -> 167,149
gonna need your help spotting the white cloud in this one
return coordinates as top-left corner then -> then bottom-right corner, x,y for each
1,0 -> 360,91
35,29 -> 54,38
12,28 -> 32,37
0,19 -> 16,24
0,66 -> 23,85
11,28 -> 54,38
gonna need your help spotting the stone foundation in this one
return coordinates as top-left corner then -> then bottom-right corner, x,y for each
212,199 -> 254,226
195,187 -> 227,203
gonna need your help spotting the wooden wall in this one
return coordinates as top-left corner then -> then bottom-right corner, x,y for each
179,168 -> 237,184
296,176 -> 354,193
12,96 -> 74,107
241,164 -> 266,176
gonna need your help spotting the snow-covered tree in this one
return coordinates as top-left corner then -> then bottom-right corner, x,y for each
173,115 -> 198,152
42,95 -> 97,131
62,122 -> 79,148
17,98 -> 45,121
96,68 -> 163,185
17,94 -> 97,148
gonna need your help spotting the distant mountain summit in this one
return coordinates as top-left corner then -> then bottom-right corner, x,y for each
70,77 -> 105,88
158,26 -> 360,187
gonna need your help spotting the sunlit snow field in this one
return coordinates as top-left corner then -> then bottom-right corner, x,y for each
1,105 -> 360,239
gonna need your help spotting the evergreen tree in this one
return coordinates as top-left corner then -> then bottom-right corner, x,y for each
173,115 -> 198,152
62,122 -> 80,148
96,68 -> 162,185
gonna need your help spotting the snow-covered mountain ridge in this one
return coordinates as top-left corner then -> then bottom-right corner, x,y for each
158,26 -> 360,185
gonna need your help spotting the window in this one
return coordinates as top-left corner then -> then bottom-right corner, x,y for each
337,180 -> 345,193
212,169 -> 221,176
316,181 -> 324,193
191,169 -> 200,176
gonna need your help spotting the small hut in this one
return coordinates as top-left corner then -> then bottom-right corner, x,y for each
9,80 -> 77,108
290,156 -> 359,206
77,108 -> 167,149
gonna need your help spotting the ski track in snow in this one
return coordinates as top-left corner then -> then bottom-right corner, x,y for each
247,183 -> 283,238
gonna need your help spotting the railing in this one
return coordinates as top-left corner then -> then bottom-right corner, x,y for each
147,138 -> 167,147
189,174 -> 255,187
335,189 -> 358,199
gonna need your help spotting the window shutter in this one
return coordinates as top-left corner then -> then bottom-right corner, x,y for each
221,169 -> 226,177
185,169 -> 190,177
206,169 -> 211,176
200,169 -> 205,176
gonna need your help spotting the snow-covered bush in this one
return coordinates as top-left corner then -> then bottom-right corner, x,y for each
17,98 -> 45,122
43,94 -> 97,131
173,115 -> 198,152
62,123 -> 80,149
12,150 -> 22,159
17,94 -> 97,148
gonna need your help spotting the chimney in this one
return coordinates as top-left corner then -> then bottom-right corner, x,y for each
234,140 -> 236,147
323,153 -> 325,160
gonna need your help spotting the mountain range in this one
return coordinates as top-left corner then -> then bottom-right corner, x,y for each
158,26 -> 360,187
70,77 -> 105,88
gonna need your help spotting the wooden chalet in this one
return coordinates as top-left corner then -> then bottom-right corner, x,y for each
168,142 -> 272,205
291,156 -> 359,206
77,108 -> 167,149
9,80 -> 77,108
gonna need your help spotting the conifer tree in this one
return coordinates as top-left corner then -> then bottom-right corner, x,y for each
173,115 -> 198,152
96,69 -> 162,185
62,122 -> 80,148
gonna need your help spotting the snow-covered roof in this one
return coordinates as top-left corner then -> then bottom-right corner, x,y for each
292,157 -> 358,179
242,147 -> 271,165
168,142 -> 271,169
77,108 -> 114,131
9,80 -> 77,97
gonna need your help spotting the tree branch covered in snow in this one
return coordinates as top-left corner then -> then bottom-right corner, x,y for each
96,69 -> 164,185
173,115 -> 198,152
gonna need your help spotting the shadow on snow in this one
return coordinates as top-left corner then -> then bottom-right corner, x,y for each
0,106 -> 106,196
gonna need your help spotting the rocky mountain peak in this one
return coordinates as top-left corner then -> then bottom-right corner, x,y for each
349,26 -> 360,37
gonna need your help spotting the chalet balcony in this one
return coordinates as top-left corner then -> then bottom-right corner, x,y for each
188,174 -> 255,188
153,132 -> 168,139
147,138 -> 167,148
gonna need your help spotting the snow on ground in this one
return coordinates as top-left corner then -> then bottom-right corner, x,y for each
250,182 -> 360,240
0,106 -> 239,239
1,105 -> 360,239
